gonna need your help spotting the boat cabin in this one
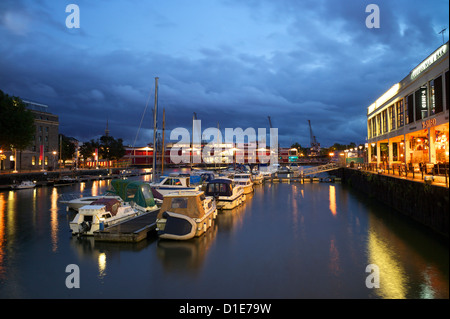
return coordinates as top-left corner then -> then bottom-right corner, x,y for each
157,191 -> 211,220
205,179 -> 234,197
111,179 -> 157,210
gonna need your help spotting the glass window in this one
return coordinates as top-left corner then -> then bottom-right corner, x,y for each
406,94 -> 414,124
446,71 -> 449,110
415,86 -> 427,121
376,114 -> 382,135
372,118 -> 376,137
32,156 -> 36,166
381,110 -> 387,134
434,75 -> 443,114
389,105 -> 396,131
430,79 -> 435,115
396,99 -> 404,128
171,198 -> 188,209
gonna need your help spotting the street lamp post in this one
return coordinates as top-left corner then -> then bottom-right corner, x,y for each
52,151 -> 57,171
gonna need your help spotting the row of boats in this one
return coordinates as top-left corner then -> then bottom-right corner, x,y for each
63,170 -> 262,241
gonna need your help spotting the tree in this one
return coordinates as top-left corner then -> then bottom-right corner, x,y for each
79,135 -> 125,167
59,134 -> 76,165
79,139 -> 99,161
290,142 -> 308,156
0,90 -> 35,152
99,135 -> 125,161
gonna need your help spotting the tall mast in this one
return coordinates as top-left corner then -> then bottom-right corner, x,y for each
162,108 -> 165,175
152,77 -> 159,183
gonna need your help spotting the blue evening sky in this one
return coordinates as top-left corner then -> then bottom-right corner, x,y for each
0,0 -> 448,148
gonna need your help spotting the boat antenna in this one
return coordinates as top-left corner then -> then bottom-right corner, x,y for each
438,27 -> 447,44
152,77 -> 159,183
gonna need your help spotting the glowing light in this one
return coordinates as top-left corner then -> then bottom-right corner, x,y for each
368,83 -> 400,114
329,185 -> 337,216
411,43 -> 448,79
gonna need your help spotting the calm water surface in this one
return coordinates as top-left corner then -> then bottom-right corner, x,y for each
0,172 -> 448,299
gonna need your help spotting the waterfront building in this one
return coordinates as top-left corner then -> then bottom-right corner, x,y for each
1,99 -> 59,171
367,42 -> 449,174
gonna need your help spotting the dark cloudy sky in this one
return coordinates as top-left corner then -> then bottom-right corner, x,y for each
1,0 -> 448,148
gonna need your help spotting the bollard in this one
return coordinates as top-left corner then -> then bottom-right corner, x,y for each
446,169 -> 448,188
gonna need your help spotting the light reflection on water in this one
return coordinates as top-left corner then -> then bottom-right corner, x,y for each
0,174 -> 448,299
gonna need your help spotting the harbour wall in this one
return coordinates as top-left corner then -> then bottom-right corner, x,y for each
338,168 -> 449,239
0,169 -> 111,188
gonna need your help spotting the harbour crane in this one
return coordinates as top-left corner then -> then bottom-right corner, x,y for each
308,120 -> 320,156
268,116 -> 273,129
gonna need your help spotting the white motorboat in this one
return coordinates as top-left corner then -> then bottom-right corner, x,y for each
69,198 -> 140,236
62,179 -> 159,212
156,190 -> 217,240
251,171 -> 264,185
150,173 -> 201,197
61,193 -> 121,211
11,180 -> 36,189
232,173 -> 254,194
204,178 -> 245,210
54,175 -> 77,186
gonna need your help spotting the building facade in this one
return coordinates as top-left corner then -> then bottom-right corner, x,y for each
7,100 -> 60,171
367,42 -> 449,173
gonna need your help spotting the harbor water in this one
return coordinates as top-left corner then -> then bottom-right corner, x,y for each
0,171 -> 448,299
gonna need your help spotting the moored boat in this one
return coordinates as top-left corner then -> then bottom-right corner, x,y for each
232,173 -> 254,194
69,198 -> 140,236
150,173 -> 201,197
251,171 -> 264,185
61,179 -> 160,212
11,180 -> 36,189
54,175 -> 77,186
156,190 -> 217,240
204,178 -> 245,210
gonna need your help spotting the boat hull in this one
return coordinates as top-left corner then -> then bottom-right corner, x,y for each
157,208 -> 217,240
70,206 -> 140,236
242,184 -> 253,194
215,192 -> 246,210
152,186 -> 200,197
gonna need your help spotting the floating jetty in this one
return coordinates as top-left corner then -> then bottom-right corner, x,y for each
266,176 -> 341,184
93,210 -> 159,243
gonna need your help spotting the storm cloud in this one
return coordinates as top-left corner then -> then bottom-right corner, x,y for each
0,0 -> 448,147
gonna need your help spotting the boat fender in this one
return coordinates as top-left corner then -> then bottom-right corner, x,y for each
80,221 -> 91,233
162,211 -> 170,219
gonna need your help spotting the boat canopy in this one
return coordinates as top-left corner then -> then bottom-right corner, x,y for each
157,192 -> 206,219
91,198 -> 121,216
111,179 -> 156,208
205,179 -> 233,197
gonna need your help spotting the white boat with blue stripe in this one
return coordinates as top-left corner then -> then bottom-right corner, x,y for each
150,173 -> 202,197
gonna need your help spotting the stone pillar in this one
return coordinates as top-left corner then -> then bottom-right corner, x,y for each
377,141 -> 381,168
428,127 -> 436,164
404,134 -> 411,171
388,138 -> 393,169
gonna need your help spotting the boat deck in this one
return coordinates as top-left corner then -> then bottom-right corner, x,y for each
93,210 -> 160,243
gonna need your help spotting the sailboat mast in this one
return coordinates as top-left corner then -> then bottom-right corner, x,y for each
152,77 -> 159,183
162,108 -> 165,175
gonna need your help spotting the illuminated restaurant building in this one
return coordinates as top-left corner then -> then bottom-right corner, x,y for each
367,42 -> 449,173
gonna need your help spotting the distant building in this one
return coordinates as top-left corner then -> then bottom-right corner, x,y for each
6,100 -> 60,171
366,42 -> 449,173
